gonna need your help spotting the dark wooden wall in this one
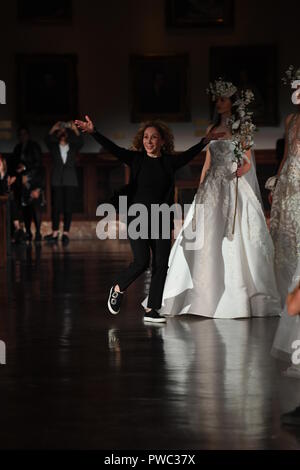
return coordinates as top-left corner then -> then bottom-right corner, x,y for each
3,149 -> 278,221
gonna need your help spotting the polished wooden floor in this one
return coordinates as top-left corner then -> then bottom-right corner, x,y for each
0,240 -> 300,450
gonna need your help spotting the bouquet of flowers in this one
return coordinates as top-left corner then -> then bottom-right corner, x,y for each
206,79 -> 256,235
229,89 -> 256,234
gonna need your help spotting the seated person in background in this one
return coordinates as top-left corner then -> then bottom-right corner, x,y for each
0,154 -> 24,243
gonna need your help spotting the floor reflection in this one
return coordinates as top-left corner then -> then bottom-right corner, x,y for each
0,241 -> 300,449
160,316 -> 300,448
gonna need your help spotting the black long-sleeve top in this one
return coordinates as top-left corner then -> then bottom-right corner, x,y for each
45,132 -> 83,187
91,129 -> 206,209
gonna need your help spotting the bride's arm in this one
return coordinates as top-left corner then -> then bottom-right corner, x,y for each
199,125 -> 214,183
200,148 -> 211,183
236,149 -> 251,177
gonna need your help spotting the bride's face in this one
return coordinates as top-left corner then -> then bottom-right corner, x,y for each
216,96 -> 232,115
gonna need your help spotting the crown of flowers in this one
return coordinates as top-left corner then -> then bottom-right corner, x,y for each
282,65 -> 300,86
206,78 -> 237,101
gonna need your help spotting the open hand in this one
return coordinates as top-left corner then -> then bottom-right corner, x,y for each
75,115 -> 94,134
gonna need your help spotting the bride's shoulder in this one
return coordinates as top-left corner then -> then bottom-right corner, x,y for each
206,123 -> 215,135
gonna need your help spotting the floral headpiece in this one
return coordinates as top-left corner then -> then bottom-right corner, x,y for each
206,78 -> 237,101
282,65 -> 300,86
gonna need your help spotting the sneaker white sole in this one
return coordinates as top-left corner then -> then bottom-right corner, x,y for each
282,367 -> 300,379
143,316 -> 166,323
107,286 -> 120,315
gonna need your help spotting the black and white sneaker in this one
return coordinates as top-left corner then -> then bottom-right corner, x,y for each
108,286 -> 123,315
144,310 -> 166,323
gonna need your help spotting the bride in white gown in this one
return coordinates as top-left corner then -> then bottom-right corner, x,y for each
143,79 -> 281,319
270,66 -> 300,372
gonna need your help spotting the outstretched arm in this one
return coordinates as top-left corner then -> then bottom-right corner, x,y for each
75,115 -> 135,166
171,129 -> 225,171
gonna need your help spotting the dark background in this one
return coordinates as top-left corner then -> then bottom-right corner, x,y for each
0,0 -> 298,152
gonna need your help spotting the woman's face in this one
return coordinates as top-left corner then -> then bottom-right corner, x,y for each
0,159 -> 4,173
143,127 -> 164,156
216,96 -> 232,115
57,129 -> 68,144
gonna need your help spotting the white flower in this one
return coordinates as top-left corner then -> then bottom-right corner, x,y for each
207,78 -> 237,99
232,120 -> 240,130
282,65 -> 300,86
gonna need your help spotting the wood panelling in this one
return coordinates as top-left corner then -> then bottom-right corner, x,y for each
3,149 -> 278,222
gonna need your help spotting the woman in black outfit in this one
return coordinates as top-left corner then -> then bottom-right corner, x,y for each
44,121 -> 83,245
75,116 -> 222,322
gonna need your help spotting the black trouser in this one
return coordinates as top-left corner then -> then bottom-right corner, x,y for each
52,186 -> 76,232
116,229 -> 172,310
23,200 -> 42,234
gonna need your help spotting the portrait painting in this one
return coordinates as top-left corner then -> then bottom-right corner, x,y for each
17,54 -> 78,125
166,0 -> 234,29
130,54 -> 190,122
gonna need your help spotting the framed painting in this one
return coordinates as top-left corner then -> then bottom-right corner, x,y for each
209,45 -> 278,126
17,0 -> 72,24
16,54 -> 78,125
166,0 -> 234,29
130,54 -> 190,122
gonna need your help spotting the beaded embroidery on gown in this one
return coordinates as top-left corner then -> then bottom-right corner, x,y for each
270,113 -> 300,304
143,139 -> 281,318
271,114 -> 300,367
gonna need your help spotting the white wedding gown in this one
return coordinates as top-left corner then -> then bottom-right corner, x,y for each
143,139 -> 281,318
270,113 -> 300,368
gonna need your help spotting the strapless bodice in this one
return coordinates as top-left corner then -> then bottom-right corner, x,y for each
209,140 -> 235,175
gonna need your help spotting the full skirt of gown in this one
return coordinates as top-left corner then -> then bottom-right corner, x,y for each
143,140 -> 281,319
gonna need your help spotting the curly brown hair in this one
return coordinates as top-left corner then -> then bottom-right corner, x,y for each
131,120 -> 175,154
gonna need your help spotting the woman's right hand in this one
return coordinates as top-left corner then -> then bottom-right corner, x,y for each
49,121 -> 62,134
75,115 -> 94,134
